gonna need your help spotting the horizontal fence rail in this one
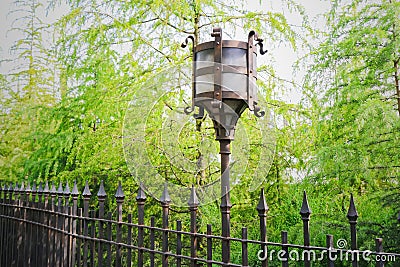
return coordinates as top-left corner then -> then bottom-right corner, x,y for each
0,180 -> 399,267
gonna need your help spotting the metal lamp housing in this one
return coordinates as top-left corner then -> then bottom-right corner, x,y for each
183,27 -> 266,140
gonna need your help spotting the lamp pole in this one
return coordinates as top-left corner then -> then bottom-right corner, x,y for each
183,27 -> 266,265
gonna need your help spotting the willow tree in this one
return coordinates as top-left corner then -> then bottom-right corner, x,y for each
302,0 -> 400,252
19,0 -> 307,198
0,0 -> 57,182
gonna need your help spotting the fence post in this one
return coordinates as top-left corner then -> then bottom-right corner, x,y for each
82,181 -> 92,267
115,181 -> 125,267
0,185 -> 3,265
176,220 -> 182,267
241,227 -> 249,267
57,182 -> 64,267
50,183 -> 57,267
71,181 -> 79,267
16,182 -> 23,267
188,185 -> 199,267
326,235 -> 334,267
9,183 -> 16,266
375,238 -> 384,267
37,182 -> 44,267
1,185 -> 7,265
347,194 -> 358,267
97,180 -> 107,267
300,191 -> 312,267
207,224 -> 213,267
63,182 -> 71,267
43,182 -> 50,267
150,216 -> 156,267
25,182 -> 32,267
281,231 -> 288,267
161,183 -> 171,267
257,188 -> 268,267
136,183 -> 146,267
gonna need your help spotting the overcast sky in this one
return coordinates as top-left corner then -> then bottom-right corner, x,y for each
0,0 -> 330,103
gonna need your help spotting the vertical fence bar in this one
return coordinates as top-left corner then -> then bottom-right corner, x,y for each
9,184 -> 16,266
257,188 -> 268,267
281,231 -> 289,267
57,182 -> 64,267
150,216 -> 156,267
4,184 -> 10,266
115,181 -> 125,267
63,182 -> 71,267
1,185 -> 6,265
3,184 -> 9,266
37,182 -> 44,267
16,183 -> 23,267
241,227 -> 249,267
347,194 -> 358,267
77,208 -> 83,267
43,182 -> 50,267
82,181 -> 92,267
0,185 -> 4,265
375,238 -> 384,267
32,182 -> 39,267
300,191 -> 312,267
188,186 -> 199,267
106,212 -> 112,267
161,184 -> 171,267
0,185 -> 2,264
176,220 -> 182,267
90,210 -> 96,267
25,182 -> 32,267
50,183 -> 57,267
71,181 -> 79,267
127,214 -> 132,267
207,224 -> 213,267
136,183 -> 146,267
97,180 -> 107,267
326,235 -> 334,267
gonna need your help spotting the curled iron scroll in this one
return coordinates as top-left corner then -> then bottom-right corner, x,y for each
248,31 -> 268,55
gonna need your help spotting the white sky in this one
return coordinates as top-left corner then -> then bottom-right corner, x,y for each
0,0 -> 330,103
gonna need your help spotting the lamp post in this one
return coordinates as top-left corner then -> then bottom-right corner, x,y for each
182,27 -> 266,264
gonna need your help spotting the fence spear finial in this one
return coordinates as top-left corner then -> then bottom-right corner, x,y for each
57,181 -> 63,195
38,182 -> 43,193
257,188 -> 268,213
71,180 -> 79,197
64,181 -> 71,196
136,182 -> 146,202
160,183 -> 171,204
82,180 -> 92,197
188,185 -> 199,207
115,181 -> 125,200
43,181 -> 49,193
347,194 -> 358,222
97,180 -> 107,199
19,181 -> 25,192
300,190 -> 312,219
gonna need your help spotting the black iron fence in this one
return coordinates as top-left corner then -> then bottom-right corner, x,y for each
0,180 -> 399,267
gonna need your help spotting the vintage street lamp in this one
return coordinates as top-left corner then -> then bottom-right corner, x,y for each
182,27 -> 266,263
